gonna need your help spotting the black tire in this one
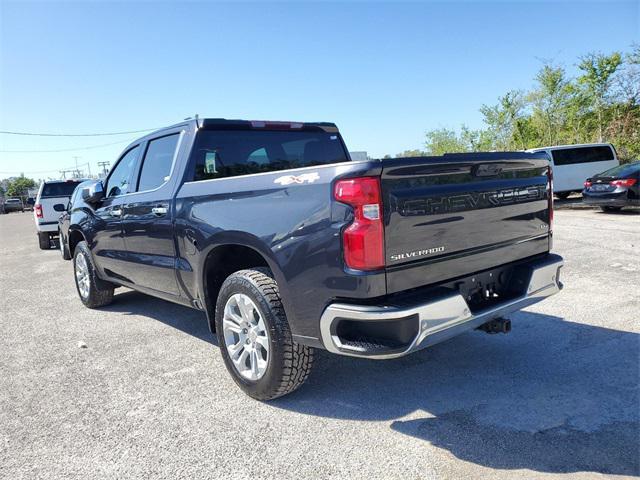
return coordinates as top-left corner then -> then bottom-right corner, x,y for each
601,206 -> 622,212
555,192 -> 571,200
59,231 -> 71,260
215,268 -> 314,400
37,232 -> 51,250
73,241 -> 114,308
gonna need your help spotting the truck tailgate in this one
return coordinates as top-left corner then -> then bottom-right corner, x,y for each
382,152 -> 551,293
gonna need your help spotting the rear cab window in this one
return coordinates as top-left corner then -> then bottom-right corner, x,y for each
41,181 -> 83,198
190,129 -> 350,181
551,146 -> 615,166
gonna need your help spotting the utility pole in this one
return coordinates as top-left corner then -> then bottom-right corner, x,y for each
97,161 -> 110,177
72,156 -> 82,178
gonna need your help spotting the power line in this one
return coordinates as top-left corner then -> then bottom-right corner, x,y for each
0,162 -> 93,176
0,138 -> 135,153
0,127 -> 160,137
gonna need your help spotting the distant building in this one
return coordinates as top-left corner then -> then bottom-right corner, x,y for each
349,151 -> 369,161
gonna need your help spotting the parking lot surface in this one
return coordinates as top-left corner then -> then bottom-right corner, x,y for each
1,209 -> 638,479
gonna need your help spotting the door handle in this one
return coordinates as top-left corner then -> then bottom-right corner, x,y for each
110,208 -> 123,217
151,206 -> 168,216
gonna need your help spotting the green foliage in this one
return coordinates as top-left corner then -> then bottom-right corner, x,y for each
422,47 -> 639,162
395,149 -> 425,158
424,127 -> 469,155
6,176 -> 37,198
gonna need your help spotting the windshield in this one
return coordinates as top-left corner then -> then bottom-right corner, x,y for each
191,130 -> 350,181
41,181 -> 83,198
597,161 -> 640,178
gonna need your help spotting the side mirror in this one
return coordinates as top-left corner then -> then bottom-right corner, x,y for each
81,180 -> 104,204
53,203 -> 66,212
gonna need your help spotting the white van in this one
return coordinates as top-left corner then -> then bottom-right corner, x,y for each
528,143 -> 619,199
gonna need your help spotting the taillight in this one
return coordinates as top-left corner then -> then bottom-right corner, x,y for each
547,166 -> 553,232
610,178 -> 637,188
334,177 -> 385,271
35,204 -> 43,219
584,180 -> 592,188
250,121 -> 303,130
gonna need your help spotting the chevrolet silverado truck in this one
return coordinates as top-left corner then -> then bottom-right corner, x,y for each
65,118 -> 563,400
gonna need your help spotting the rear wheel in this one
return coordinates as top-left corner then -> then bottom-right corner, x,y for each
555,192 -> 571,200
37,232 -> 50,250
73,241 -> 114,308
215,268 -> 314,400
601,206 -> 622,212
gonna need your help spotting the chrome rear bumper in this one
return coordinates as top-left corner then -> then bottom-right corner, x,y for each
320,254 -> 564,359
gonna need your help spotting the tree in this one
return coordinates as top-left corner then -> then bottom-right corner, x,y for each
529,64 -> 570,146
395,149 -> 425,158
6,176 -> 37,198
615,44 -> 640,106
577,51 -> 623,142
424,127 -> 468,155
480,90 -> 527,150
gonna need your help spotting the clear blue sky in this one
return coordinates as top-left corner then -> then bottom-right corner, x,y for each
0,1 -> 638,179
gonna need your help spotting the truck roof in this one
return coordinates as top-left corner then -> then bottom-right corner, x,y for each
528,142 -> 614,151
142,118 -> 340,140
41,179 -> 89,184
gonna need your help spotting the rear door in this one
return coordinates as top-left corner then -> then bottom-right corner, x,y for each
381,152 -> 551,293
120,130 -> 184,295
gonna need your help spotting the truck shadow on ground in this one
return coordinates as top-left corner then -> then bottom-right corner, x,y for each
273,311 -> 639,476
103,289 -> 215,345
103,292 -> 639,476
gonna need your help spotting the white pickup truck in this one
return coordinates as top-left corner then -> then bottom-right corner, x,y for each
34,179 -> 86,249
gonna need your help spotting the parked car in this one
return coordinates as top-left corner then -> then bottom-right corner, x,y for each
25,197 -> 36,211
528,143 -> 619,199
583,161 -> 640,212
34,179 -> 87,250
63,118 -> 563,400
4,198 -> 24,213
0,197 -> 5,214
57,181 -> 90,260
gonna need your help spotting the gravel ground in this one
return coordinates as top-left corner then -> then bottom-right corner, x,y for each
1,209 -> 638,479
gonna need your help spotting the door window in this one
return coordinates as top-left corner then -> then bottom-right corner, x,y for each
105,146 -> 140,197
137,134 -> 180,192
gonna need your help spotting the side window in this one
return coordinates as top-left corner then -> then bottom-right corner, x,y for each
137,134 -> 180,192
105,146 -> 140,197
552,146 -> 614,166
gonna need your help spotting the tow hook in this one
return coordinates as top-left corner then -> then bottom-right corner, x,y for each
477,318 -> 511,334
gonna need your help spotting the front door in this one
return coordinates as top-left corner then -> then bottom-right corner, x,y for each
91,144 -> 141,282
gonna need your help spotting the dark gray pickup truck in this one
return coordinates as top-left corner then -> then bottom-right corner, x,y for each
61,118 -> 563,400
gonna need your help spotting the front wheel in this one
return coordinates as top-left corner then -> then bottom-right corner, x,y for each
601,206 -> 622,212
59,231 -> 71,260
215,268 -> 314,400
73,241 -> 114,308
